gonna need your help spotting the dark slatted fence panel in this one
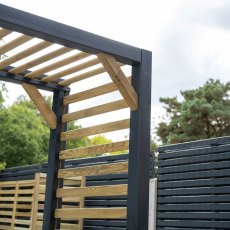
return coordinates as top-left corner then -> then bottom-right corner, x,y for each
157,136 -> 230,230
0,153 -> 154,229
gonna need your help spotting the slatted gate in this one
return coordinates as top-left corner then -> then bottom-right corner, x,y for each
157,137 -> 230,230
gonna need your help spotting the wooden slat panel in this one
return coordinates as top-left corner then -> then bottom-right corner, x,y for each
25,52 -> 90,79
98,53 -> 138,111
0,28 -> 11,39
0,225 -> 11,230
0,41 -> 51,69
59,140 -> 129,160
57,184 -> 128,198
63,76 -> 131,105
9,47 -> 72,74
58,161 -> 128,178
59,63 -> 124,86
61,119 -> 130,141
55,207 -> 127,219
41,58 -> 100,82
62,99 -> 128,123
22,83 -> 57,129
0,35 -> 32,55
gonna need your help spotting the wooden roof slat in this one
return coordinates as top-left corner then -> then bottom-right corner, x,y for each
59,140 -> 129,160
25,52 -> 90,79
63,76 -> 131,105
59,63 -> 124,86
41,58 -> 100,82
61,119 -> 130,141
0,34 -> 32,55
8,46 -> 72,74
98,53 -> 138,111
0,28 -> 11,38
0,41 -> 51,69
62,99 -> 128,123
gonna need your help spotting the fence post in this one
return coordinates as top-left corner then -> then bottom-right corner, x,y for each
127,49 -> 152,230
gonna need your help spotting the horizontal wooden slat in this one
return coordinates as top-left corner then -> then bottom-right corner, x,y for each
9,46 -> 72,74
59,63 -> 124,86
0,41 -> 51,69
61,119 -> 130,141
25,52 -> 90,79
57,184 -> 128,198
59,140 -> 129,160
0,28 -> 11,38
41,58 -> 100,82
0,180 -> 34,186
63,76 -> 131,105
62,99 -> 128,123
55,207 -> 127,219
0,35 -> 32,55
58,161 -> 128,178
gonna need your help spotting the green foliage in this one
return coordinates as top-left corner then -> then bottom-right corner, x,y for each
157,79 -> 230,144
0,162 -> 6,170
0,102 -> 50,167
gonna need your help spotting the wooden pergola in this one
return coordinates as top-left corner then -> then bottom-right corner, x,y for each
0,4 -> 152,230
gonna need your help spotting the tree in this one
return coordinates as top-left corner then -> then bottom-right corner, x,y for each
156,79 -> 230,144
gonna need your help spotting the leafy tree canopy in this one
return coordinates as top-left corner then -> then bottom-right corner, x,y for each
156,79 -> 230,144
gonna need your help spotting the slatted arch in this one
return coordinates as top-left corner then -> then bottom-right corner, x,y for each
0,26 -> 135,228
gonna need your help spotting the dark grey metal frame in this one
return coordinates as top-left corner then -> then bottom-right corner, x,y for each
0,4 -> 152,230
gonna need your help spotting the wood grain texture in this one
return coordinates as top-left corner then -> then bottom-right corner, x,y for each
9,47 -> 72,74
62,99 -> 128,123
57,184 -> 128,198
0,35 -> 32,55
41,58 -> 100,82
58,161 -> 128,178
59,63 -> 124,86
22,83 -> 57,129
25,52 -> 90,78
0,28 -> 11,38
59,140 -> 129,160
63,76 -> 131,105
0,41 -> 51,69
55,207 -> 127,219
61,119 -> 130,141
98,53 -> 138,111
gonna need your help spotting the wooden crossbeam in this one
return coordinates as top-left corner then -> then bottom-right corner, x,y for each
62,99 -> 128,123
61,119 -> 130,141
0,41 -> 51,69
59,140 -> 129,160
98,53 -> 138,111
55,207 -> 127,219
0,35 -> 32,55
58,161 -> 128,178
22,83 -> 57,129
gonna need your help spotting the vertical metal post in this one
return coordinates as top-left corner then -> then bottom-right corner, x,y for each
43,90 -> 64,230
127,50 -> 152,230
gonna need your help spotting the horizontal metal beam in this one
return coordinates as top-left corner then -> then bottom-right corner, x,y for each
0,70 -> 70,92
0,4 -> 142,65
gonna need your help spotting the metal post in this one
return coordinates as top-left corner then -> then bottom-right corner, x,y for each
127,50 -> 152,230
42,90 -> 64,230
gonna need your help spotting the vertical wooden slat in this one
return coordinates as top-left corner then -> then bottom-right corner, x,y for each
11,182 -> 19,229
31,173 -> 40,230
79,177 -> 85,230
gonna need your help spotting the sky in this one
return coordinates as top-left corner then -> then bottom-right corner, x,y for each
1,0 -> 230,136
